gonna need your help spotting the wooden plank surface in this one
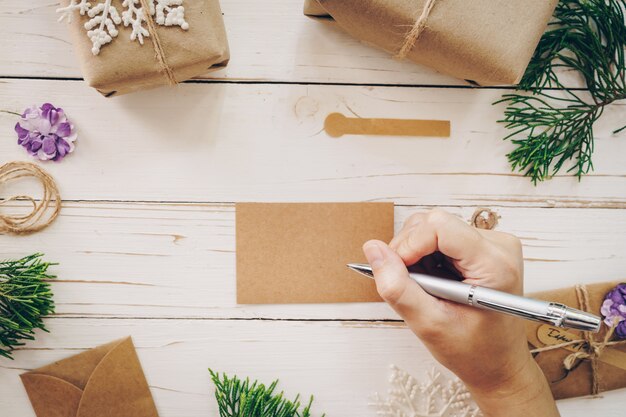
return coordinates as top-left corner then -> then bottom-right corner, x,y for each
1,202 -> 625,319
1,79 -> 624,207
1,1 -> 625,416
0,318 -> 624,417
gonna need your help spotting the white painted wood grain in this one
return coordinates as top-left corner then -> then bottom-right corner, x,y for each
1,202 -> 624,319
1,79 -> 624,207
0,318 -> 623,417
1,1 -> 625,414
0,0 -> 588,87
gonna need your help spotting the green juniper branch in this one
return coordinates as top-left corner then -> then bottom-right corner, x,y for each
497,0 -> 625,183
209,369 -> 324,417
0,254 -> 56,359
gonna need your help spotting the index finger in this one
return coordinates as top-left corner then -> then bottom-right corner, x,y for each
391,209 -> 486,266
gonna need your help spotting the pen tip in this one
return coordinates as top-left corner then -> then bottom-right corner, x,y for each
346,263 -> 374,278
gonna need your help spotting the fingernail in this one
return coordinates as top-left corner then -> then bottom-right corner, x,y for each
363,241 -> 385,269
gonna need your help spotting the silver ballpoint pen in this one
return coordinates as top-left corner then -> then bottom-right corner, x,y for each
347,263 -> 601,332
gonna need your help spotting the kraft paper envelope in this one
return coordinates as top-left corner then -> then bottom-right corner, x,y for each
236,202 -> 394,304
21,337 -> 159,417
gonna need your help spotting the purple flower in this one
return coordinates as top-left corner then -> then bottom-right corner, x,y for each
600,283 -> 626,339
14,103 -> 77,161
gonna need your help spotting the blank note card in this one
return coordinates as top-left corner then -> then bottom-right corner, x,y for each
236,202 -> 394,304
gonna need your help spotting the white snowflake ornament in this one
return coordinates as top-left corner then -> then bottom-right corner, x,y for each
85,1 -> 122,55
153,0 -> 189,29
121,0 -> 149,44
57,0 -> 190,55
371,365 -> 482,417
57,0 -> 91,23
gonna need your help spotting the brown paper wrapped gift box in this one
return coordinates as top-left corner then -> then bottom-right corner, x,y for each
60,0 -> 229,96
304,0 -> 558,86
527,282 -> 626,399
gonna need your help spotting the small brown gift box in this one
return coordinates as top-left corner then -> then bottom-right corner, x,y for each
59,0 -> 229,96
527,282 -> 626,399
304,0 -> 558,85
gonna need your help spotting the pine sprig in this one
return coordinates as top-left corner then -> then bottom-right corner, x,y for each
209,369 -> 324,417
497,0 -> 625,183
0,254 -> 56,359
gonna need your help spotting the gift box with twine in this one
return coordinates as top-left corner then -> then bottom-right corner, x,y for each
527,282 -> 626,399
58,0 -> 229,97
304,0 -> 558,86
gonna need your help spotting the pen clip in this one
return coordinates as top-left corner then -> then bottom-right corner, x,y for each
475,299 -> 564,327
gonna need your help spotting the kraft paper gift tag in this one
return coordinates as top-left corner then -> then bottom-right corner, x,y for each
527,282 -> 626,399
21,337 -> 159,417
236,202 -> 394,304
304,0 -> 557,85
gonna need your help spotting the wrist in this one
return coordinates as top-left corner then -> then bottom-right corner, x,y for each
465,354 -> 560,417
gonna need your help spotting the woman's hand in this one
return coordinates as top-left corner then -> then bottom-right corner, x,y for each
363,208 -> 559,417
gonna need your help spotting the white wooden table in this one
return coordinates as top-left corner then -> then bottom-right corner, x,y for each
1,1 -> 625,415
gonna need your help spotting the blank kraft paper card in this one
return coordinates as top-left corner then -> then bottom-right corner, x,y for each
236,202 -> 394,304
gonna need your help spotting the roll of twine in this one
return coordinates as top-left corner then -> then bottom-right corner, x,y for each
470,207 -> 499,230
0,161 -> 61,235
138,0 -> 177,86
530,285 -> 626,395
395,0 -> 438,59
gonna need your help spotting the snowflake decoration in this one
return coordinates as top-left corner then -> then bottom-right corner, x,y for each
57,0 -> 189,55
371,365 -> 482,417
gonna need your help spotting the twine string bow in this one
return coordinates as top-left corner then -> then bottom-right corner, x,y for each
138,0 -> 177,86
530,285 -> 626,395
0,161 -> 61,235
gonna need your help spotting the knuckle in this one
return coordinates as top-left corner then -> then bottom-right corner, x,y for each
403,229 -> 422,253
403,212 -> 424,228
426,208 -> 451,227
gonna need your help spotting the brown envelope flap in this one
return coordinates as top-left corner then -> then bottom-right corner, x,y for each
20,373 -> 83,417
25,338 -> 126,390
76,337 -> 158,417
526,281 -> 622,347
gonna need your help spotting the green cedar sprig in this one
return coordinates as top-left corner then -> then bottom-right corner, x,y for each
496,0 -> 625,183
209,369 -> 324,417
0,254 -> 56,359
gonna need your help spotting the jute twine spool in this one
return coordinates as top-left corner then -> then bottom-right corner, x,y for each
0,161 -> 61,235
530,285 -> 626,395
470,208 -> 499,230
395,0 -> 438,59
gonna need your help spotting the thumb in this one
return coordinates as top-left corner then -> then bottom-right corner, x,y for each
363,240 -> 438,323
